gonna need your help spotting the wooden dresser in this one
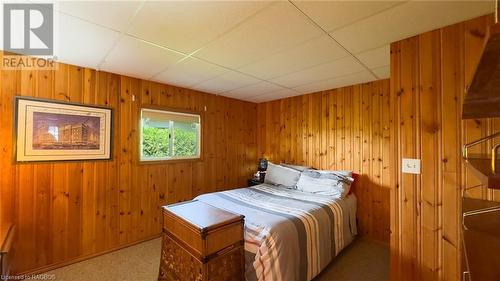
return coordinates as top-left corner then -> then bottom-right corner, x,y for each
159,200 -> 245,281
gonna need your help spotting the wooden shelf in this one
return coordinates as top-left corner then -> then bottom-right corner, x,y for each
464,155 -> 500,189
463,198 -> 500,281
462,24 -> 500,119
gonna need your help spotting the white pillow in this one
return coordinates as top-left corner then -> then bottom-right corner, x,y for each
264,162 -> 301,188
329,170 -> 354,197
296,170 -> 354,197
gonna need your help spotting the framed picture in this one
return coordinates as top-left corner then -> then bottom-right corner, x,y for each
14,96 -> 113,162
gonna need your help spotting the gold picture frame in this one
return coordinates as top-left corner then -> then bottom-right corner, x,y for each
14,96 -> 113,162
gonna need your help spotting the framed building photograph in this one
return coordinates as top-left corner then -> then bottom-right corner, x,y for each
14,97 -> 113,162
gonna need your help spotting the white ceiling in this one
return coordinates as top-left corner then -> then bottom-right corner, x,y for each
27,0 -> 496,102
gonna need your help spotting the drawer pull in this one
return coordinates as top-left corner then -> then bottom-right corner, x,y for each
203,242 -> 241,263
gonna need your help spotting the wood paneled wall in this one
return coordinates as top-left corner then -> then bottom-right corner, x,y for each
0,57 -> 257,273
390,14 -> 500,281
256,79 -> 391,243
8,13 -> 497,278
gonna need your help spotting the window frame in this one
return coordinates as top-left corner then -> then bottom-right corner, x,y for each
139,106 -> 202,163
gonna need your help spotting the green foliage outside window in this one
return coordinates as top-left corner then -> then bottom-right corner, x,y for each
173,128 -> 197,156
142,127 -> 170,157
142,124 -> 198,159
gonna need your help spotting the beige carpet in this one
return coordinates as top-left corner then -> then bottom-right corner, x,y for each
314,238 -> 389,281
41,239 -> 161,281
38,237 -> 388,281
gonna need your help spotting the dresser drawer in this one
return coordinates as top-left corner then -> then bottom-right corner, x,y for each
163,213 -> 203,256
163,216 -> 243,259
162,200 -> 244,258
205,222 -> 243,256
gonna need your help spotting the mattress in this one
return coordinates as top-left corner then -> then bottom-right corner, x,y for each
195,183 -> 357,281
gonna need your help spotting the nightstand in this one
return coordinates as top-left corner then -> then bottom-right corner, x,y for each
247,179 -> 262,187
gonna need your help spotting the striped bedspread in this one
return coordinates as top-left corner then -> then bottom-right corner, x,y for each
195,184 -> 357,281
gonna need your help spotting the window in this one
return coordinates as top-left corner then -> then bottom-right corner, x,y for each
140,108 -> 201,161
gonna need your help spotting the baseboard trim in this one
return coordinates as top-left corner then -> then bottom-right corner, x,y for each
15,234 -> 161,276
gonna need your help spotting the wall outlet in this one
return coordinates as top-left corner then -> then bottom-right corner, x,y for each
402,158 -> 421,174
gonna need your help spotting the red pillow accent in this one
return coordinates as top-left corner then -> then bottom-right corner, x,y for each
348,173 -> 359,195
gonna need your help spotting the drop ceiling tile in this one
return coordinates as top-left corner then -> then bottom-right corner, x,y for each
100,35 -> 185,80
356,45 -> 390,69
372,65 -> 390,79
239,35 -> 349,80
195,1 -> 323,69
153,57 -> 228,88
55,13 -> 120,69
224,81 -> 284,98
292,0 -> 401,32
57,0 -> 142,31
192,71 -> 261,94
127,1 -> 272,54
330,0 -> 493,54
246,88 -> 302,103
293,70 -> 376,94
270,56 -> 366,88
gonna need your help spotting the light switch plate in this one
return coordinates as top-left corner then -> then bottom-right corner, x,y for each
402,158 -> 421,174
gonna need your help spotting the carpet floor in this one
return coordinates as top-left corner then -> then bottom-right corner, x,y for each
38,237 -> 388,281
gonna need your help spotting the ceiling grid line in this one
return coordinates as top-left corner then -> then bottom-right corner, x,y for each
324,0 -> 409,34
179,1 -> 379,96
294,68 -> 374,90
52,0 -> 395,98
236,36 -> 359,81
147,1 -> 278,81
184,1 -> 278,59
182,55 -> 302,95
28,0 -> 123,34
212,51 -> 372,96
187,33 -> 327,90
287,0 -> 380,80
192,33 -> 325,76
96,0 -> 148,70
49,1 -> 494,102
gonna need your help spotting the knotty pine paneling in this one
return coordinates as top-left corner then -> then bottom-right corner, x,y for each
390,14 -> 500,281
256,79 -> 392,243
0,56 -> 257,274
0,59 -> 16,249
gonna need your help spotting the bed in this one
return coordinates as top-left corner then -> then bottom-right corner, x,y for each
195,183 -> 357,281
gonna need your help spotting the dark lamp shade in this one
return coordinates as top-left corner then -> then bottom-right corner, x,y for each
258,158 -> 268,171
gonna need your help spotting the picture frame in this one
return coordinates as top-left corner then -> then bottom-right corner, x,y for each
14,96 -> 113,162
